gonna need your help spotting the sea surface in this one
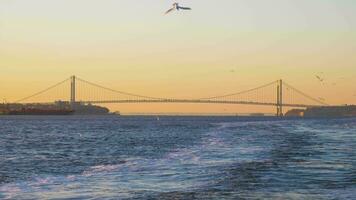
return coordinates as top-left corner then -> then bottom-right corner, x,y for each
0,116 -> 355,199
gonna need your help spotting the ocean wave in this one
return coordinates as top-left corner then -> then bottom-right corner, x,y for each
0,185 -> 21,200
82,161 -> 128,177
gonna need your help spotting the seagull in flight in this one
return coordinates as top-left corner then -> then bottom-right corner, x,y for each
315,75 -> 324,82
165,3 -> 191,15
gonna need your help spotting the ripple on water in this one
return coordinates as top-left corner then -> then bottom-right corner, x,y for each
1,116 -> 356,199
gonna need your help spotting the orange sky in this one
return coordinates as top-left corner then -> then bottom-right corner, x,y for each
1,0 -> 355,114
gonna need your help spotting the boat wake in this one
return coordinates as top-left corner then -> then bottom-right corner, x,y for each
0,121 -> 270,199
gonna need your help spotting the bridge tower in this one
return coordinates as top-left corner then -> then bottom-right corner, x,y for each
276,79 -> 283,117
70,75 -> 76,107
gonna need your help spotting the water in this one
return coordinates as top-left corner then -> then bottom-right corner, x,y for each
0,116 -> 355,199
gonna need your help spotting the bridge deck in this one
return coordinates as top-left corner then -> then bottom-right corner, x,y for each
79,99 -> 321,108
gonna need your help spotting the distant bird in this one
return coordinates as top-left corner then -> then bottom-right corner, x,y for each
315,75 -> 324,82
165,3 -> 191,15
318,97 -> 325,101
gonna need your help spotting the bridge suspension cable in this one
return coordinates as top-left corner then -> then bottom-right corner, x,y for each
283,81 -> 328,106
75,77 -> 165,101
198,80 -> 278,100
14,78 -> 70,103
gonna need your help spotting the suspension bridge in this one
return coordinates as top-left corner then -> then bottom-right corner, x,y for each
14,76 -> 328,116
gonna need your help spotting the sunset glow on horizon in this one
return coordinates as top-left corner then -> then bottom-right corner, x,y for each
1,0 -> 356,113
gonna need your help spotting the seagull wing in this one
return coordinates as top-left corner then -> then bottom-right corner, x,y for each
177,6 -> 191,10
165,7 -> 175,14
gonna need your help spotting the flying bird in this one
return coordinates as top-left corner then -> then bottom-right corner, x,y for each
165,3 -> 191,15
315,75 -> 324,82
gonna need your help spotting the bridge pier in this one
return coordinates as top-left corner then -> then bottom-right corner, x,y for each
276,79 -> 283,117
70,75 -> 76,108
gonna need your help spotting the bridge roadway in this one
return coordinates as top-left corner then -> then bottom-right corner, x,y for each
78,99 -> 322,108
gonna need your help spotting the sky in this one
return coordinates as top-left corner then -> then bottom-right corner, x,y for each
1,0 -> 356,114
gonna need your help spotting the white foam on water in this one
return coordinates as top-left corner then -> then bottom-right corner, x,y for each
0,121 -> 269,199
165,148 -> 201,165
0,185 -> 21,200
30,177 -> 53,186
82,164 -> 124,177
214,121 -> 275,129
